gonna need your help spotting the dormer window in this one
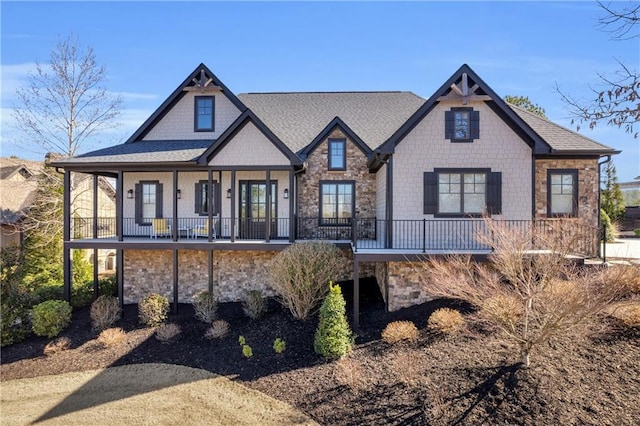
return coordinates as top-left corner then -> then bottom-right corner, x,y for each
195,96 -> 214,132
328,138 -> 346,170
445,107 -> 479,142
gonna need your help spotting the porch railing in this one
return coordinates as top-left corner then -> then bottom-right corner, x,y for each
71,217 -> 599,257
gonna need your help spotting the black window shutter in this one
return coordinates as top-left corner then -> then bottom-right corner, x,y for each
156,183 -> 163,218
444,111 -> 454,139
134,183 -> 142,224
470,110 -> 480,139
487,172 -> 502,215
195,182 -> 203,214
423,172 -> 438,214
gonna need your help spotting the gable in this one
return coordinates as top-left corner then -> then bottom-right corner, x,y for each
209,121 -> 291,166
142,90 -> 242,141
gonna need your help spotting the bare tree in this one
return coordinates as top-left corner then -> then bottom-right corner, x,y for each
557,2 -> 639,138
12,34 -> 122,157
417,219 -> 623,368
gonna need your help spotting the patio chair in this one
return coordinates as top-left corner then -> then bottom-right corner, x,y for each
192,216 -> 217,239
151,218 -> 171,239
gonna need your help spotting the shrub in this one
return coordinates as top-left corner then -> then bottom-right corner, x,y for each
33,284 -> 63,304
1,292 -> 33,347
242,290 -> 266,319
44,336 -> 72,356
90,295 -> 121,331
156,323 -> 181,343
97,327 -> 126,348
482,295 -> 523,327
31,299 -> 73,338
238,335 -> 246,346
273,337 -> 286,354
314,282 -> 354,358
205,320 -> 229,340
71,281 -> 94,309
333,356 -> 369,394
98,275 -> 117,297
388,349 -> 422,388
610,302 -> 640,327
381,321 -> 419,344
193,291 -> 218,323
139,293 -> 169,327
242,344 -> 253,358
269,241 -> 345,320
428,308 -> 465,336
635,229 -> 640,237
601,209 -> 616,242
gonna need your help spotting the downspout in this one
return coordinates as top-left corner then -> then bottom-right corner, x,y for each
598,155 -> 612,261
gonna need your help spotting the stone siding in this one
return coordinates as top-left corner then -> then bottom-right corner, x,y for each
387,261 -> 434,311
122,245 -> 375,304
375,262 -> 388,304
534,158 -> 599,227
297,128 -> 376,239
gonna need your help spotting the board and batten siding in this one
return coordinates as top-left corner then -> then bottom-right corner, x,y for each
393,101 -> 532,222
142,90 -> 242,141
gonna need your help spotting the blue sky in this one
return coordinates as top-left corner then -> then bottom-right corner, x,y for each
1,1 -> 638,181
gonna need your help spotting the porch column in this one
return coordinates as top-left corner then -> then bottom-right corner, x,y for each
116,171 -> 123,242
173,249 -> 179,314
353,259 -> 360,330
208,168 -> 214,242
265,169 -> 271,242
231,170 -> 236,242
289,168 -> 295,243
63,170 -> 72,303
172,170 -> 178,241
93,175 -> 99,298
386,156 -> 393,249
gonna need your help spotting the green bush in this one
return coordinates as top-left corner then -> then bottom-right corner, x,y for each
98,275 -> 117,297
269,241 -> 345,320
634,229 -> 640,237
71,281 -> 94,309
314,282 -> 354,358
33,284 -> 64,304
1,294 -> 33,347
31,300 -> 73,338
242,344 -> 253,358
273,338 -> 286,354
601,209 -> 615,243
138,293 -> 169,327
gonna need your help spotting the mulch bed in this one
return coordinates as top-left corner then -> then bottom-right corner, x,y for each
2,279 -> 639,425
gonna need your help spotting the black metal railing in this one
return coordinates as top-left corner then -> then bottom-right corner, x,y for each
71,216 -> 599,257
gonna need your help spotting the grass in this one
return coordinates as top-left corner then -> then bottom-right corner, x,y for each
0,363 -> 316,426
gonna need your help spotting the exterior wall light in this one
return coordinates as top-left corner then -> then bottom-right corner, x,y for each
283,188 -> 289,199
177,189 -> 181,199
127,189 -> 134,199
226,188 -> 231,199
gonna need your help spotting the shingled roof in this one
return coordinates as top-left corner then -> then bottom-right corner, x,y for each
508,104 -> 619,154
55,140 -> 212,165
238,92 -> 425,153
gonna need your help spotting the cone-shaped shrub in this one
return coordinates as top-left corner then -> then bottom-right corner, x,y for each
314,281 -> 354,358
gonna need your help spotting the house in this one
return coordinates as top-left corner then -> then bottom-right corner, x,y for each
51,64 -> 619,326
0,156 -> 117,273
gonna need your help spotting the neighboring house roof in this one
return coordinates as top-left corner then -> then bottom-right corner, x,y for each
0,177 -> 38,225
508,104 -> 620,155
238,91 -> 425,153
0,164 -> 34,180
57,140 -> 212,165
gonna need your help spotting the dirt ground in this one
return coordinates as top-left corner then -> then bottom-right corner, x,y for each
2,280 -> 639,425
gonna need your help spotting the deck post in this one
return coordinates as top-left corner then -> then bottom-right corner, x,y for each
63,170 -> 72,303
173,249 -> 179,314
116,248 -> 124,311
116,171 -> 123,241
266,169 -> 271,242
92,175 -> 99,298
289,168 -> 295,243
93,248 -> 99,298
208,249 -> 214,293
172,170 -> 178,241
353,259 -> 360,330
208,168 -> 213,242
231,170 -> 236,242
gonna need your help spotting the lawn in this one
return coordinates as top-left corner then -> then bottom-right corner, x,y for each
1,281 -> 639,425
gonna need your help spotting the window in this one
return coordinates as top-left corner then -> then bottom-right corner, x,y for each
194,96 -> 214,131
445,108 -> 480,142
195,180 -> 218,216
328,138 -> 346,170
320,181 -> 354,225
548,170 -> 577,217
135,181 -> 163,225
424,169 -> 502,216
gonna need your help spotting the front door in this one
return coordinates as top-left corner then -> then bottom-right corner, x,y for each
239,181 -> 277,239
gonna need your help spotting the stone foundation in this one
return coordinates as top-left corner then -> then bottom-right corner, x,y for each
122,247 -> 376,304
386,261 -> 434,311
